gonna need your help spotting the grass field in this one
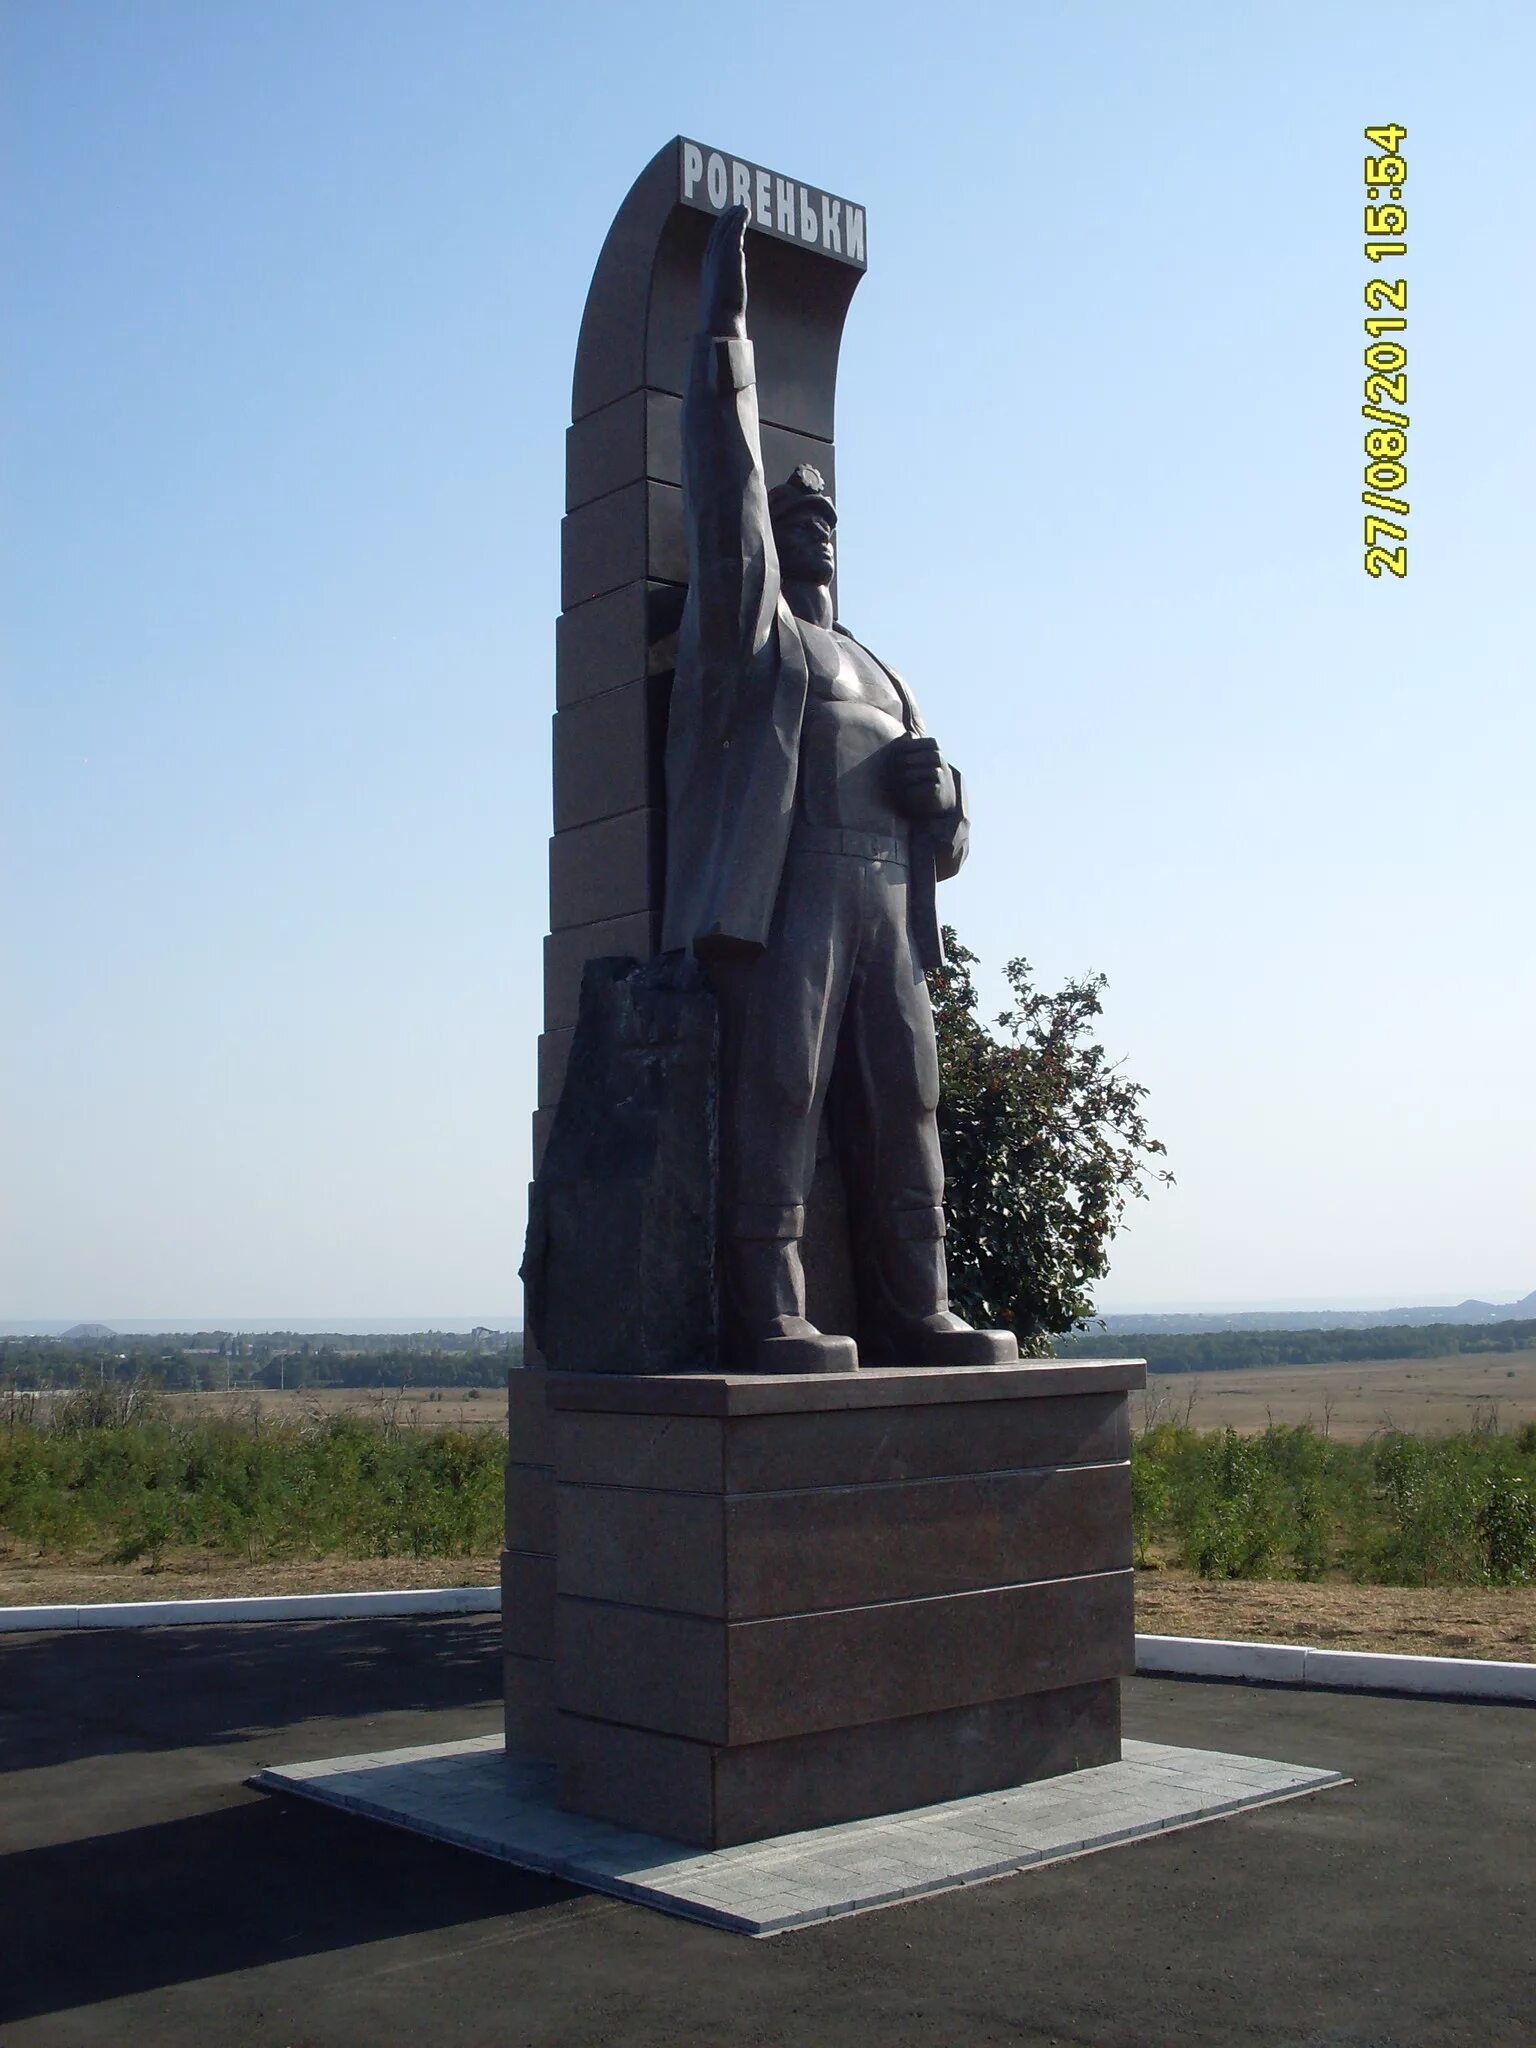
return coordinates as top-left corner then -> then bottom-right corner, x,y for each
10,1384 -> 507,1434
13,1350 -> 1536,1443
1138,1350 -> 1536,1440
162,1351 -> 1536,1443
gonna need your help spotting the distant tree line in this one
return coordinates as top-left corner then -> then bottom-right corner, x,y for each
248,1346 -> 522,1391
1056,1318 -> 1536,1374
10,1316 -> 1531,1388
0,1333 -> 522,1392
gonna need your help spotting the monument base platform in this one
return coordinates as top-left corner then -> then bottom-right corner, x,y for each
560,1678 -> 1120,1848
253,1734 -> 1349,1937
541,1360 -> 1145,1848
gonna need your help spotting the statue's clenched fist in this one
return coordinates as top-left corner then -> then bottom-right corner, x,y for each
889,735 -> 956,819
700,203 -> 749,339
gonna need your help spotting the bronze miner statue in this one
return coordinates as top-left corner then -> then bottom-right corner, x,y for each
664,205 -> 1019,1375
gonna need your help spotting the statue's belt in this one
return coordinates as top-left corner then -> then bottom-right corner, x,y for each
789,823 -> 909,867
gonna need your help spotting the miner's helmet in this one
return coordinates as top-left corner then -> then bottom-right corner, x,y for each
768,462 -> 837,533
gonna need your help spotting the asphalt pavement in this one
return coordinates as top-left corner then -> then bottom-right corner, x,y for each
2,1615 -> 1531,2047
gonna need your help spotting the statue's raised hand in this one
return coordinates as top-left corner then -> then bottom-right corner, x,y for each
701,203 -> 749,339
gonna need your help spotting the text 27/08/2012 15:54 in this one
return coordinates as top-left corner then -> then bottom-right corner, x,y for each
1362,124 -> 1408,579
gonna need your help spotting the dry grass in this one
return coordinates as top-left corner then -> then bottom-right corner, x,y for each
1137,1350 -> 1536,1441
162,1386 -> 509,1433
1134,1570 -> 1536,1661
24,1353 -> 1536,1443
9,1385 -> 508,1434
0,1548 -> 500,1607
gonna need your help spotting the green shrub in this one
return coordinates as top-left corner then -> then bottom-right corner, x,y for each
1130,1415 -> 1536,1588
1173,1429 -> 1285,1579
1339,1429 -> 1536,1586
0,1393 -> 505,1564
1477,1473 -> 1536,1585
1130,1444 -> 1170,1568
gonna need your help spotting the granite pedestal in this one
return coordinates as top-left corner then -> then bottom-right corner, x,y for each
516,1360 -> 1144,1849
502,1368 -> 558,1759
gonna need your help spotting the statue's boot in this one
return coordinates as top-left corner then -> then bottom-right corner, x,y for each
859,1231 -> 1019,1368
722,1236 -> 859,1375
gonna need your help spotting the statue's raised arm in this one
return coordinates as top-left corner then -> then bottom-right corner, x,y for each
662,205 -> 801,961
681,206 -> 781,694
700,197 -> 748,339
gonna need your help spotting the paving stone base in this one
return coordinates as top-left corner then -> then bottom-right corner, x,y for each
252,1735 -> 1348,1936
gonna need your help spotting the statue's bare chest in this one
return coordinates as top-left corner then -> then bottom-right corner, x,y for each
801,623 -> 908,722
796,623 -> 909,833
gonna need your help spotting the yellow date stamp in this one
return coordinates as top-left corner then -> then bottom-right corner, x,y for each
1361,124 -> 1408,577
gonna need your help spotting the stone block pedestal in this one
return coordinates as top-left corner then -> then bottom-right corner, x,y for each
502,1369 -> 557,1759
537,1360 -> 1144,1849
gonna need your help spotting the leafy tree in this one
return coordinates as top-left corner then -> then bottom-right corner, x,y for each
930,929 -> 1171,1352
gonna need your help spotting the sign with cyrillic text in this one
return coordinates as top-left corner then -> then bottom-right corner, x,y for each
677,139 -> 867,270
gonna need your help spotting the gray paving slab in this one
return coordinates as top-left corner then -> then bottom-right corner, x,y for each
252,1733 -> 1348,1936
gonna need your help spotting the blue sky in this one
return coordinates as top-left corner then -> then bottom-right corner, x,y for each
5,1 -> 1532,1321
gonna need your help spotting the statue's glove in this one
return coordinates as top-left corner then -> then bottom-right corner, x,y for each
700,204 -> 749,339
889,735 -> 956,819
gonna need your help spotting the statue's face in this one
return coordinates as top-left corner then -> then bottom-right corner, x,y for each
775,505 -> 836,586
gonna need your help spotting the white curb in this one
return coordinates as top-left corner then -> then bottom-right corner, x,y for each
1136,1634 -> 1308,1686
1136,1633 -> 1536,1703
0,1586 -> 500,1632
